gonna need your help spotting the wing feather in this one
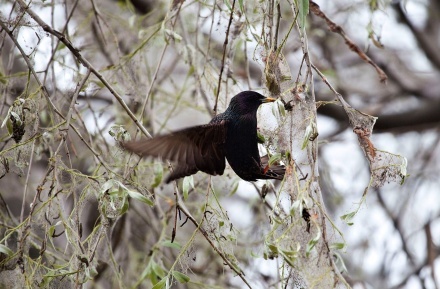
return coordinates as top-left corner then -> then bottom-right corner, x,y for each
123,121 -> 227,182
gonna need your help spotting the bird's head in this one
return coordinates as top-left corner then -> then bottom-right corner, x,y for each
228,91 -> 276,114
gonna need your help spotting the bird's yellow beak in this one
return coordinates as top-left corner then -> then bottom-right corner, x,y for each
262,97 -> 277,103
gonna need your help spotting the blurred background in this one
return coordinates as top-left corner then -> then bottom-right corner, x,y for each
0,0 -> 439,288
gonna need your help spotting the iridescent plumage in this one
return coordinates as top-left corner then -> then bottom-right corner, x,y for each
123,91 -> 285,183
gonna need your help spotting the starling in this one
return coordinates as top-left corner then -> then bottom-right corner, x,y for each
123,91 -> 285,183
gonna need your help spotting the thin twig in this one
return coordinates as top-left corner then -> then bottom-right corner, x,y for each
0,11 -> 115,174
214,0 -> 237,114
268,0 -> 274,48
177,203 -> 253,289
19,139 -> 36,225
309,1 -> 388,83
376,189 -> 416,266
140,0 -> 184,126
14,0 -> 152,138
274,1 -> 281,50
311,63 -> 350,109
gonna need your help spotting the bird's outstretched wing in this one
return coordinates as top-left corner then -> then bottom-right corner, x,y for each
123,121 -> 227,183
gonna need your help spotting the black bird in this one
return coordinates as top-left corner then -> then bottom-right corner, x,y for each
123,91 -> 285,183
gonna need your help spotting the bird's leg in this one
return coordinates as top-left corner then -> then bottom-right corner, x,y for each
256,131 -> 265,144
263,165 -> 270,174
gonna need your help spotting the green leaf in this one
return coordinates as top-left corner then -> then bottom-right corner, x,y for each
276,99 -> 286,117
85,265 -> 98,279
152,277 -> 167,289
250,250 -> 260,258
172,270 -> 190,283
53,263 -> 69,269
48,224 -> 56,239
6,119 -> 13,135
152,263 -> 166,279
119,197 -> 129,215
109,197 -> 117,211
306,228 -> 321,257
266,243 -> 279,254
40,273 -> 54,288
1,108 -> 11,128
291,200 -> 302,215
161,240 -> 181,250
10,111 -> 22,126
126,189 -> 154,206
0,244 -> 13,256
400,174 -> 409,185
152,163 -> 163,188
340,211 -> 356,226
56,42 -> 66,51
238,0 -> 244,12
182,176 -> 194,201
163,29 -> 182,42
140,262 -> 152,281
330,242 -> 346,251
301,122 -> 313,149
272,216 -> 283,224
228,181 -> 239,196
256,132 -> 265,144
399,157 -> 409,185
400,157 -> 408,176
187,65 -> 195,76
333,252 -> 348,273
100,180 -> 115,195
298,0 -> 309,30
268,153 -> 282,166
279,248 -> 298,267
224,0 -> 232,11
0,71 -> 7,85
117,181 -> 154,206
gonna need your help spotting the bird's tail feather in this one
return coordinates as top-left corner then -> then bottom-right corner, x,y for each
260,155 -> 285,180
